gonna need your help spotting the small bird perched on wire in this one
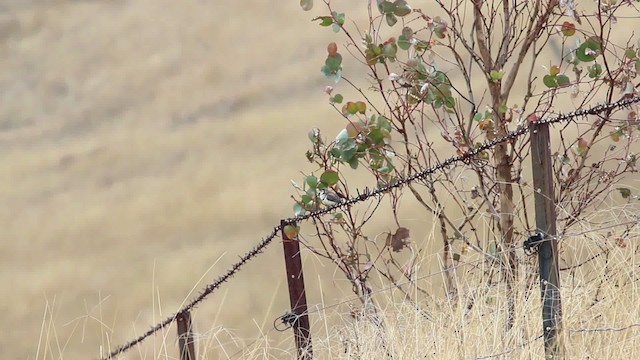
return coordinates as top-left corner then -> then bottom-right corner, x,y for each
317,188 -> 346,207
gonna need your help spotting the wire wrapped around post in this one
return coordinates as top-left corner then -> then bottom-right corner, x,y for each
281,220 -> 313,359
530,121 -> 564,358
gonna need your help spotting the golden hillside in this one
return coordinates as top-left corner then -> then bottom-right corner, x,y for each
0,1 -> 362,358
3,1 -> 639,359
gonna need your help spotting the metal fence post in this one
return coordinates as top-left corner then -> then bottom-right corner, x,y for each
176,311 -> 196,360
281,220 -> 313,359
530,122 -> 564,358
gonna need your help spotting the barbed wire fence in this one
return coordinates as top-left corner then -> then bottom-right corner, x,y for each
100,95 -> 640,360
229,229 -> 640,360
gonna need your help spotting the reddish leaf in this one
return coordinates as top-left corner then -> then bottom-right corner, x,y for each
327,42 -> 338,56
386,227 -> 411,252
561,21 -> 576,37
346,123 -> 362,138
283,225 -> 299,239
577,138 -> 588,154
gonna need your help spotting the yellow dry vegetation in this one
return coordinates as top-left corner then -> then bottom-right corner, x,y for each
1,1 -> 639,359
0,0 -> 353,358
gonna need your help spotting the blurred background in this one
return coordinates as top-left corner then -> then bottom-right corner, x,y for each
0,0 -> 370,358
4,1 -> 639,359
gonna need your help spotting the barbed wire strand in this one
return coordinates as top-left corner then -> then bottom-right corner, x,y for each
282,96 -> 640,225
100,226 -> 281,359
100,95 -> 640,359
570,323 -> 640,333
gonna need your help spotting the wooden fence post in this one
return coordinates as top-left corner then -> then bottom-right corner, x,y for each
530,122 -> 564,358
176,311 -> 196,360
281,220 -> 313,360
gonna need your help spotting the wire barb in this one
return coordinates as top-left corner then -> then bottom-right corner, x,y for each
273,311 -> 301,332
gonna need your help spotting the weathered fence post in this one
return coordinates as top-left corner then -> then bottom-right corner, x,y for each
281,220 -> 313,360
176,311 -> 196,360
530,122 -> 564,358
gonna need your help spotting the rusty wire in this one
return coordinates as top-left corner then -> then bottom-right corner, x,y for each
99,95 -> 640,359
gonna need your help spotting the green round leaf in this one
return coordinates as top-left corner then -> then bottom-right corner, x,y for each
320,170 -> 339,185
377,116 -> 391,131
556,74 -> 570,86
301,194 -> 313,204
489,70 -> 504,80
378,162 -> 392,173
293,203 -> 305,216
625,48 -> 637,59
316,16 -> 333,26
576,44 -> 594,62
543,74 -> 558,88
335,128 -> 349,144
398,34 -> 411,50
339,137 -> 357,151
444,96 -> 456,109
325,53 -> 343,70
382,43 -> 398,59
588,63 -> 602,78
330,93 -> 344,104
393,0 -> 411,16
378,1 -> 396,14
348,157 -> 359,169
305,175 -> 318,189
367,128 -> 385,144
385,13 -> 398,27
365,48 -> 379,65
343,101 -> 359,115
357,143 -> 370,152
576,37 -> 601,62
341,147 -> 356,162
434,23 -> 447,39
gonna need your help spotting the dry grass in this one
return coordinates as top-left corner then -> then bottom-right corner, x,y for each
3,1 -> 640,359
30,198 -> 640,359
1,0 -> 349,358
180,207 -> 640,359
